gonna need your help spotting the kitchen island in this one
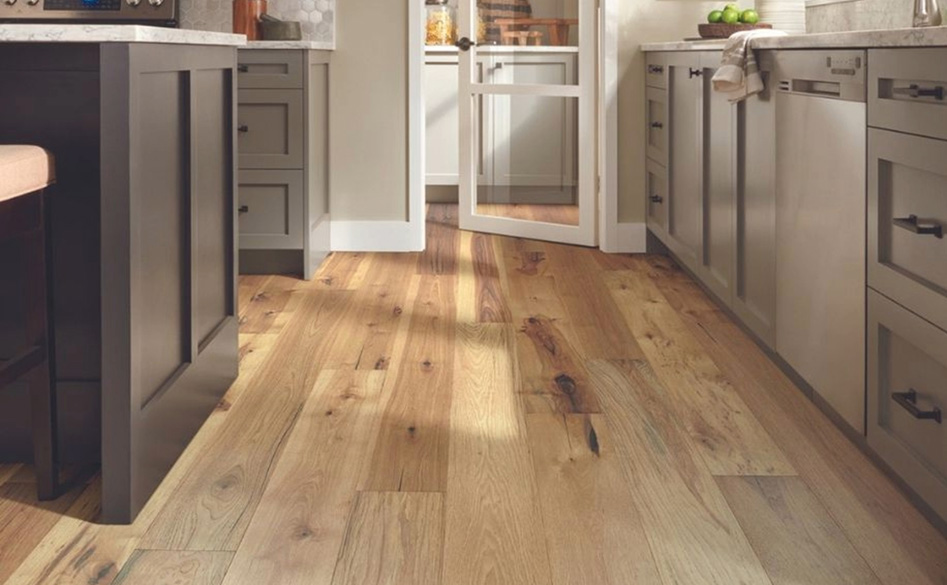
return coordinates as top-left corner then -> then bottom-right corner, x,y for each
0,25 -> 245,523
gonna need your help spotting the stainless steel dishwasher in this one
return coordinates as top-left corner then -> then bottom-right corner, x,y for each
774,50 -> 868,433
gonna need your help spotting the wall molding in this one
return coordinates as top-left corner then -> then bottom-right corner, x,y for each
330,220 -> 425,252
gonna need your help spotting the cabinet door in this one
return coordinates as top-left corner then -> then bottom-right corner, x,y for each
237,89 -> 304,169
238,170 -> 304,250
666,53 -> 702,271
698,53 -> 735,304
732,65 -> 777,348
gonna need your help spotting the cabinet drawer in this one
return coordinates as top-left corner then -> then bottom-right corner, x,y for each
868,128 -> 947,331
646,87 -> 668,166
869,48 -> 947,141
868,290 -> 947,523
646,158 -> 668,236
238,170 -> 304,250
237,89 -> 304,170
646,54 -> 667,90
237,50 -> 304,89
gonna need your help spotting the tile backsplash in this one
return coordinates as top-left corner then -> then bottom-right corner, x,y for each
179,0 -> 335,43
806,0 -> 913,33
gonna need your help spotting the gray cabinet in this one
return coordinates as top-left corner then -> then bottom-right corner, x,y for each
237,49 -> 330,279
665,52 -> 702,271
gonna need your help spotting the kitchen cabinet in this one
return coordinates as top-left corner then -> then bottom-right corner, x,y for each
665,52 -> 702,271
237,49 -> 330,279
424,48 -> 577,194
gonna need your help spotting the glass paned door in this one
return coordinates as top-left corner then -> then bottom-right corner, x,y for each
456,0 -> 596,246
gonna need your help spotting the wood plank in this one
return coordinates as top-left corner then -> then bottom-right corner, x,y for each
472,233 -> 512,323
330,492 -> 444,585
587,359 -> 771,585
442,323 -> 552,585
717,476 -> 882,585
526,413 -> 662,585
112,551 -> 232,585
237,275 -> 268,317
418,203 -> 459,275
500,237 -> 550,278
456,230 -> 477,324
360,275 -> 454,492
140,290 -> 354,551
0,483 -> 83,584
517,315 -> 600,414
603,268 -> 795,477
238,275 -> 299,334
645,255 -> 947,585
307,251 -> 369,290
219,370 -> 389,585
542,244 -> 643,360
0,464 -> 20,486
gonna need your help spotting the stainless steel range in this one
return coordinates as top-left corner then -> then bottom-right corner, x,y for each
0,0 -> 177,26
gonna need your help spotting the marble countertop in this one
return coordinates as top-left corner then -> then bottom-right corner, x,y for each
244,40 -> 334,51
0,24 -> 246,46
642,26 -> 947,51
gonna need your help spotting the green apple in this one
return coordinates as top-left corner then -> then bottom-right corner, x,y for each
708,9 -> 724,22
740,8 -> 760,23
721,8 -> 741,24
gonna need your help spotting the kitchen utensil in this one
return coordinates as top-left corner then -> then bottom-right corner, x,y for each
914,0 -> 943,27
233,0 -> 267,41
261,14 -> 303,41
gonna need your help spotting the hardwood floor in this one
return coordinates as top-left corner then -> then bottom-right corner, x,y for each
2,203 -> 946,585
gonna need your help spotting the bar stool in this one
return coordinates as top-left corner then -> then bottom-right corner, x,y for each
0,145 -> 59,500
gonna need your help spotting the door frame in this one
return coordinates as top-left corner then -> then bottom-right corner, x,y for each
410,0 -> 619,250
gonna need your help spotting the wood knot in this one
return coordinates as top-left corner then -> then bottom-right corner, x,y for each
554,374 -> 578,396
325,410 -> 334,417
407,426 -> 417,436
393,306 -> 403,315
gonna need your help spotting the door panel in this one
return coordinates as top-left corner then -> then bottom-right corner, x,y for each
667,55 -> 702,269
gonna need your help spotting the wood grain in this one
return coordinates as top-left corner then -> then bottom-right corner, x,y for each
517,315 -> 600,414
645,255 -> 947,585
604,268 -> 795,477
141,291 -> 355,551
587,359 -> 771,585
472,233 -> 512,323
442,323 -> 552,585
330,492 -> 444,585
360,275 -> 455,492
717,476 -> 882,585
418,204 -> 459,275
238,275 -> 298,334
220,370 -> 388,585
112,551 -> 233,585
309,251 -> 368,290
527,413 -> 662,585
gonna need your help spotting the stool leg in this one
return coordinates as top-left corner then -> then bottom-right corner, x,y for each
25,189 -> 59,500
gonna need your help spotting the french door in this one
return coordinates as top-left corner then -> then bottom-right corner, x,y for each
456,0 -> 597,246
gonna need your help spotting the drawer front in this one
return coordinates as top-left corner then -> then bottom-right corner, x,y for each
646,158 -> 668,236
868,128 -> 947,331
237,89 -> 304,170
646,87 -> 668,166
868,290 -> 947,523
238,170 -> 304,250
869,48 -> 947,141
646,54 -> 667,90
237,50 -> 304,89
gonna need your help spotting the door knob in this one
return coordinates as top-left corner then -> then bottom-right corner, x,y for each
455,37 -> 476,52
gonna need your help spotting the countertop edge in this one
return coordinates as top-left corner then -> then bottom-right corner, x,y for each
641,26 -> 947,52
0,25 -> 247,46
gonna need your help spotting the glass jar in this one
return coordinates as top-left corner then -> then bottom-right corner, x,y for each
426,0 -> 456,46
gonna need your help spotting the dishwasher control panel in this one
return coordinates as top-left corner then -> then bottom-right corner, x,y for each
774,50 -> 867,102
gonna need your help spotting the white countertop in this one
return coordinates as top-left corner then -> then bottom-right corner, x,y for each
0,24 -> 246,46
244,39 -> 334,51
641,26 -> 947,51
426,44 -> 579,53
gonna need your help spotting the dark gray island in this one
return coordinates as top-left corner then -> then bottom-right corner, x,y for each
0,25 -> 245,523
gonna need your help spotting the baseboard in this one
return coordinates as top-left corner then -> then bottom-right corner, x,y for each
613,222 -> 647,253
330,220 -> 425,252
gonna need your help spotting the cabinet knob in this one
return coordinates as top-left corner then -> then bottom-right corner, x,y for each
648,65 -> 664,74
237,64 -> 249,73
689,68 -> 703,78
650,194 -> 664,203
237,125 -> 249,133
650,121 -> 663,129
238,205 -> 249,214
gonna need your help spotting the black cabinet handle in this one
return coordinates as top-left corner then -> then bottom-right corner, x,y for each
650,194 -> 664,203
238,125 -> 249,133
455,37 -> 476,52
648,65 -> 664,74
650,121 -> 664,129
892,389 -> 942,424
892,84 -> 944,101
893,214 -> 943,238
689,68 -> 703,78
238,205 -> 249,214
237,64 -> 249,73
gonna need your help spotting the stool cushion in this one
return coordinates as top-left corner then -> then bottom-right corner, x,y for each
0,145 -> 56,203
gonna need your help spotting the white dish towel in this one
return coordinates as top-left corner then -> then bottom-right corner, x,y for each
712,29 -> 787,102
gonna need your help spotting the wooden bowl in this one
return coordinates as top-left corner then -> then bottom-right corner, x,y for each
698,23 -> 773,39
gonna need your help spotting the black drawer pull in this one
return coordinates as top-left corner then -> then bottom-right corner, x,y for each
238,125 -> 249,133
689,68 -> 703,78
893,214 -> 943,238
892,389 -> 942,424
892,84 -> 944,101
237,64 -> 249,73
648,65 -> 664,74
650,121 -> 664,129
650,194 -> 664,203
238,205 -> 249,214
